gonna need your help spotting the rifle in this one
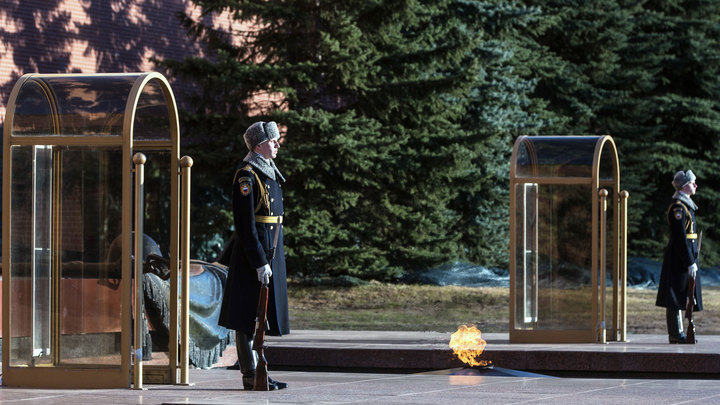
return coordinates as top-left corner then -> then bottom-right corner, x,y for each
685,230 -> 701,344
252,283 -> 270,390
253,216 -> 282,391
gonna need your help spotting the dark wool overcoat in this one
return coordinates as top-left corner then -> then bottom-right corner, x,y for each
656,199 -> 703,312
218,164 -> 290,336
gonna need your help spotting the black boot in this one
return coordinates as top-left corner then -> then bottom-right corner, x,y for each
268,376 -> 289,390
237,331 -> 288,390
235,331 -> 257,390
666,308 -> 685,344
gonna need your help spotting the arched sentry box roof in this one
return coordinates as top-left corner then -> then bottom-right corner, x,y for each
509,135 -> 628,344
511,135 -> 619,185
5,72 -> 178,146
2,73 -> 183,388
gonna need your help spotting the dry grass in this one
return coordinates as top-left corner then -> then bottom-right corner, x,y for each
627,287 -> 720,334
288,282 -> 720,335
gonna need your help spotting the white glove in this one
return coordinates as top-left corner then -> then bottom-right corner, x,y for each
688,263 -> 698,279
256,264 -> 272,284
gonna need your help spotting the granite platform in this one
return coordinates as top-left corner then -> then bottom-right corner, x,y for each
264,330 -> 720,376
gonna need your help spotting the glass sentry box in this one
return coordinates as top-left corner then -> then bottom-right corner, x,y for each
2,73 -> 193,388
509,136 -> 629,343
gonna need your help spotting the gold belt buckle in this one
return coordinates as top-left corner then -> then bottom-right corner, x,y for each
256,215 -> 283,224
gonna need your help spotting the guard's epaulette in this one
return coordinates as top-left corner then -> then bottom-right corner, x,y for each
667,200 -> 692,231
233,164 -> 254,184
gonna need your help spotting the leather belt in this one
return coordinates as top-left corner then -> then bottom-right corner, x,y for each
687,233 -> 697,239
256,215 -> 283,224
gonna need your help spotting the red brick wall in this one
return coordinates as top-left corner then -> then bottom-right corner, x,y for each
0,0 -> 244,125
0,2 -> 251,338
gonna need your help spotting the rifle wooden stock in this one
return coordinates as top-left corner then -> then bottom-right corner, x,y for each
253,284 -> 270,391
685,276 -> 696,344
685,230 -> 701,344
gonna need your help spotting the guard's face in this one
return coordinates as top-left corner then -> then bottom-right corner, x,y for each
683,181 -> 697,196
256,139 -> 280,159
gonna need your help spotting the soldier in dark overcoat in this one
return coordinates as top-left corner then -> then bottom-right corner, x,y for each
218,121 -> 289,389
656,169 -> 702,344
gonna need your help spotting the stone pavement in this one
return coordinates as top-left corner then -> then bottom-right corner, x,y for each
3,367 -> 720,405
1,330 -> 720,404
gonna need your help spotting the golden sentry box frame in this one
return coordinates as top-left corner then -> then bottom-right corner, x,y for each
509,135 -> 628,343
2,73 -> 192,388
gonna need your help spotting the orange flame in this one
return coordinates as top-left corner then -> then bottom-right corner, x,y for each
449,324 -> 488,367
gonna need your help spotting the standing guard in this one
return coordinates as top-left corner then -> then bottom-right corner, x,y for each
219,121 -> 290,389
656,170 -> 702,344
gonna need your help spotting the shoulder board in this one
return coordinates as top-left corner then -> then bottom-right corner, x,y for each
233,165 -> 254,184
675,201 -> 691,213
667,201 -> 691,223
235,164 -> 252,174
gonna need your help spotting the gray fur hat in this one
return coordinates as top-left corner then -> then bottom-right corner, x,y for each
672,169 -> 696,190
243,121 -> 280,151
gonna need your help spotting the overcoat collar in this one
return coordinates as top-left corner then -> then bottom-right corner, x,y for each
673,191 -> 698,211
243,151 -> 285,182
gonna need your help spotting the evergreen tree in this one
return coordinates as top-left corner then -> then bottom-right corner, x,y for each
618,0 -> 720,265
519,0 -> 633,134
519,0 -> 720,265
452,1 -> 550,269
524,0 -> 662,263
159,0 -> 545,279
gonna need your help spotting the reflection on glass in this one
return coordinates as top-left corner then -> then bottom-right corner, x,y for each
599,188 -> 617,332
12,81 -> 55,136
516,136 -> 601,178
12,75 -> 144,136
514,184 -> 593,330
58,147 -> 123,366
136,151 -> 172,368
133,79 -> 171,141
514,183 -> 538,326
10,146 -> 34,366
141,151 -> 172,256
599,146 -> 616,182
33,146 -> 52,365
9,145 -> 123,368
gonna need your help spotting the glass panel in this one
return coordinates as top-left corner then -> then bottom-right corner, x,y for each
11,81 -> 56,136
137,150 -> 172,366
514,183 -> 538,327
58,146 -> 123,366
12,75 -> 141,136
133,79 -> 171,141
514,183 -> 593,330
515,136 -> 601,178
9,145 -> 54,366
33,146 -> 53,364
9,146 -> 37,366
513,183 -> 527,328
598,188 -> 616,332
598,144 -> 615,183
9,145 -> 124,368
